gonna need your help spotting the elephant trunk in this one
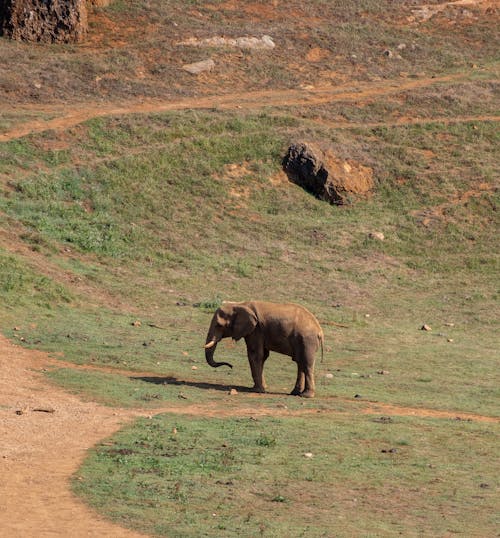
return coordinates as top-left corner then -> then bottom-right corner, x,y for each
204,337 -> 233,369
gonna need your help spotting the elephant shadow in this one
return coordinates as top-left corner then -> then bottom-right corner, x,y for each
131,376 -> 284,396
131,376 -> 254,393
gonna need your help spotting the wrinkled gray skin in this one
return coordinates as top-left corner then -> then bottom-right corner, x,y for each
204,301 -> 324,398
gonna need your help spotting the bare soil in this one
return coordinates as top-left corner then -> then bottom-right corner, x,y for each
2,71 -> 497,142
0,334 -> 147,538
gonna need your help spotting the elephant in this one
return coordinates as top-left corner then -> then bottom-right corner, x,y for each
204,301 -> 324,398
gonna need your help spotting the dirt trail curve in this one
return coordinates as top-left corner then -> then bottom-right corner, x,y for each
2,72 -> 498,143
0,334 -> 149,538
1,333 -> 498,537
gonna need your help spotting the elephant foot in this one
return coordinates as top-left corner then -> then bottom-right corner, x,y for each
300,390 -> 315,398
290,388 -> 303,396
252,385 -> 266,394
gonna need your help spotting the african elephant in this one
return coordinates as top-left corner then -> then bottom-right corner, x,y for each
204,301 -> 324,398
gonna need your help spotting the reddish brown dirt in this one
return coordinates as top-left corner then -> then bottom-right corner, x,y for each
2,72 -> 496,143
0,334 -> 148,538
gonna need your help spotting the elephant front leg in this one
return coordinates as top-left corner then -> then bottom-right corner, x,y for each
246,340 -> 267,393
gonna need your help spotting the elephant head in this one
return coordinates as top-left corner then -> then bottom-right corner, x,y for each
204,302 -> 258,369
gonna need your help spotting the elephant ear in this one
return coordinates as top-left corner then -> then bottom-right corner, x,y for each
216,310 -> 228,327
231,304 -> 258,341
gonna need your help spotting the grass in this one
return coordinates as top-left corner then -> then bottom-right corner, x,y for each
74,413 -> 499,537
1,110 -> 498,420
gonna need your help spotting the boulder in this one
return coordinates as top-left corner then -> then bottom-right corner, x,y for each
282,142 -> 374,205
0,0 -> 88,43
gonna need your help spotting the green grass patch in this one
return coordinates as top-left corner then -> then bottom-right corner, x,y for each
46,368 -> 220,408
74,413 -> 499,537
0,248 -> 71,307
1,111 -> 498,418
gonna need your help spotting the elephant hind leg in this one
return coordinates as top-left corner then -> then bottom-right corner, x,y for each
300,359 -> 316,398
290,357 -> 305,396
290,346 -> 315,398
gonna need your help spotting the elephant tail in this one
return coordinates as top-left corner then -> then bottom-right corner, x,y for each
318,331 -> 324,363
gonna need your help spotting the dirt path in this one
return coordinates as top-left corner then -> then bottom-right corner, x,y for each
2,72 -> 496,142
0,334 -> 149,538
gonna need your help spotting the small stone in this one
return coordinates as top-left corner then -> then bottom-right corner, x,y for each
383,49 -> 393,58
447,338 -> 454,343
191,365 -> 198,370
325,373 -> 334,379
172,427 -> 177,435
377,370 -> 389,375
13,326 -> 21,331
182,59 -> 215,74
421,324 -> 432,331
368,232 -> 385,241
132,320 -> 142,327
354,394 -> 362,399
374,416 -> 393,423
303,452 -> 313,458
229,388 -> 238,395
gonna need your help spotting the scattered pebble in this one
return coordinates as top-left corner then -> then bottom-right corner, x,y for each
229,388 -> 238,396
131,320 -> 142,327
325,373 -> 334,379
354,394 -> 362,399
421,324 -> 432,331
191,365 -> 198,370
303,452 -> 313,458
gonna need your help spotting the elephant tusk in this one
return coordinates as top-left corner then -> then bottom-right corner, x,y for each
204,340 -> 217,349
